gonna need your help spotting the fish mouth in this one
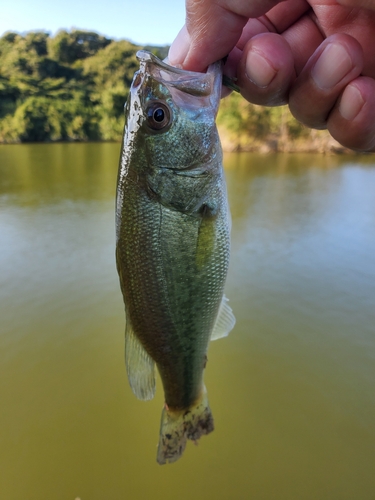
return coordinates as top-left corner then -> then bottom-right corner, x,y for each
136,50 -> 222,100
137,50 -> 199,77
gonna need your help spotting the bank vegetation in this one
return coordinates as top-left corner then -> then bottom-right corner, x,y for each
0,30 -> 343,153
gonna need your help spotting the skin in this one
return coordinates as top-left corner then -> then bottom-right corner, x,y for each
169,0 -> 375,152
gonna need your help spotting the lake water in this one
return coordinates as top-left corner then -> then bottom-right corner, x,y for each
0,143 -> 374,499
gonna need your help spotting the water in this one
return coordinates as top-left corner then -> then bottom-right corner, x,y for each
0,144 -> 374,499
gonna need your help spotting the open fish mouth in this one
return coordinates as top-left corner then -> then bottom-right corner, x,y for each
135,50 -> 223,113
136,50 -> 241,94
136,50 -> 218,96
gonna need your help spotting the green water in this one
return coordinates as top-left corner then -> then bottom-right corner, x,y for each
0,143 -> 374,499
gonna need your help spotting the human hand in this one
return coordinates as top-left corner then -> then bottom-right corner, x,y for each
169,0 -> 375,152
337,0 -> 375,9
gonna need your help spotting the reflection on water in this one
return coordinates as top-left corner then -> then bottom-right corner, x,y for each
0,144 -> 374,499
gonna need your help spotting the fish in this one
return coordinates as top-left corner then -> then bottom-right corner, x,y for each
115,50 -> 235,465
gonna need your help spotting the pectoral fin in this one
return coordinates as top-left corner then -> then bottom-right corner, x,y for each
211,295 -> 236,340
125,316 -> 156,401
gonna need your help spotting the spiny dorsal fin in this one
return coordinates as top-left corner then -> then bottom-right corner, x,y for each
211,295 -> 236,341
125,317 -> 156,401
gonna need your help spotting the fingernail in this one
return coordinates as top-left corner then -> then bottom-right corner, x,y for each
245,50 -> 277,88
168,25 -> 190,67
339,84 -> 364,121
312,42 -> 353,90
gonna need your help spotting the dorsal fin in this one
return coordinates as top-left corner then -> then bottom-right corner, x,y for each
125,316 -> 156,401
211,295 -> 236,341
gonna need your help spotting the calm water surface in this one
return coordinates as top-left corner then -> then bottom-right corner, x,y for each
0,144 -> 374,499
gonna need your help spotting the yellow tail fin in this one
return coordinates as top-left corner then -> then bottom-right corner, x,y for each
157,387 -> 214,465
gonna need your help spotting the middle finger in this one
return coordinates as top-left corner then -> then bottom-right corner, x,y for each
289,33 -> 364,129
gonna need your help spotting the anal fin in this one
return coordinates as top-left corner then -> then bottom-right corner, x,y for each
125,316 -> 156,401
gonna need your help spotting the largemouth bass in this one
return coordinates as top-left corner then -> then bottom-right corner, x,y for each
116,50 -> 235,464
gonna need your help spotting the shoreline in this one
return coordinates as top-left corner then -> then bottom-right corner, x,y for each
217,126 -> 355,155
0,133 -> 357,155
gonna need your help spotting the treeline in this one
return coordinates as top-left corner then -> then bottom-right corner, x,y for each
0,30 -> 167,142
0,30 -> 335,151
217,89 -> 338,153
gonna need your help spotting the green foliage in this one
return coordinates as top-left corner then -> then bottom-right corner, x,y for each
217,92 -> 310,150
0,29 -> 138,142
81,39 -> 141,139
48,30 -> 111,64
0,28 -> 309,146
218,92 -> 273,138
143,45 -> 169,60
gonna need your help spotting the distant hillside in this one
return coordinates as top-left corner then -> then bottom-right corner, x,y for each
0,29 -> 340,152
0,29 -> 167,142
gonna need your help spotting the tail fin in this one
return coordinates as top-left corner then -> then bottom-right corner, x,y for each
157,387 -> 214,465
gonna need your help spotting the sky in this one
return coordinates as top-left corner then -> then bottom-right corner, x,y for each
0,0 -> 185,46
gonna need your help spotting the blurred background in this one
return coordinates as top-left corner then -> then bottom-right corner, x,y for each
1,145 -> 375,500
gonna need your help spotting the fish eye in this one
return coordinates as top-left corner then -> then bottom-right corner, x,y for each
153,108 -> 165,122
146,101 -> 172,132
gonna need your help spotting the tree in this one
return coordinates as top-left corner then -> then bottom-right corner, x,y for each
49,30 -> 111,64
